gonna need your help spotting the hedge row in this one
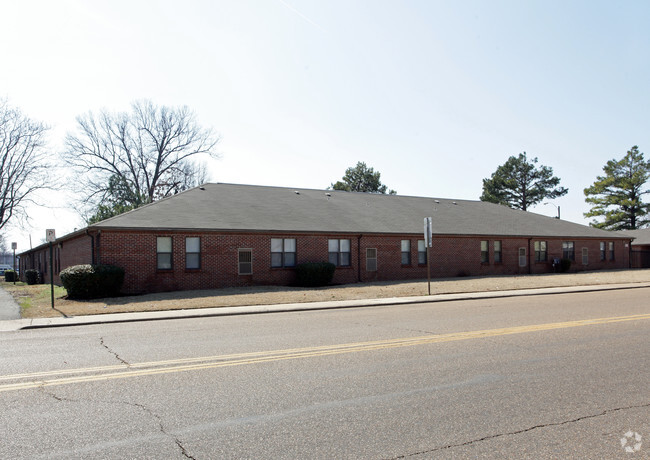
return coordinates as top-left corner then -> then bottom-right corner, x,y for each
295,262 -> 336,287
60,264 -> 125,299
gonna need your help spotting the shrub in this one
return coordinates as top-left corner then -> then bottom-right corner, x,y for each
560,258 -> 572,273
4,270 -> 17,282
25,269 -> 40,285
60,264 -> 125,299
296,262 -> 336,287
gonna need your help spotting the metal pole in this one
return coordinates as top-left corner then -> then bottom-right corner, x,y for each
427,246 -> 431,295
50,242 -> 54,309
13,248 -> 16,285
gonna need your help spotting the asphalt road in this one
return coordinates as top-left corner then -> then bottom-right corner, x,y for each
0,288 -> 648,459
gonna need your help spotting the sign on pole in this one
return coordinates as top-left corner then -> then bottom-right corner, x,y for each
424,217 -> 433,294
46,229 -> 56,242
423,217 -> 433,247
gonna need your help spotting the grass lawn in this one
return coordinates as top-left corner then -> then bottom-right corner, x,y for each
3,282 -> 68,316
2,269 -> 650,319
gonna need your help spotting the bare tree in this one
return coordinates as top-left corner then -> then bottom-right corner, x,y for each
0,100 -> 52,231
64,100 -> 220,214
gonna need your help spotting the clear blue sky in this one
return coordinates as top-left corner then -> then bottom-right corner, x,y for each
2,0 -> 649,250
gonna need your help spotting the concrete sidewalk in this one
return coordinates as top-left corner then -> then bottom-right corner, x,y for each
1,281 -> 649,332
0,284 -> 20,321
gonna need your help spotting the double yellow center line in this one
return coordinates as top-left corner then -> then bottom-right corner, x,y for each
2,313 -> 649,393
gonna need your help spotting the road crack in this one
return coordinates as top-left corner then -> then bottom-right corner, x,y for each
386,402 -> 650,458
127,402 -> 197,460
99,337 -> 130,366
37,388 -> 196,459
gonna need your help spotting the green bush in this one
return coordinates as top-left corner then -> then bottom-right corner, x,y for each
25,269 -> 40,285
4,270 -> 17,282
296,262 -> 336,287
60,264 -> 125,299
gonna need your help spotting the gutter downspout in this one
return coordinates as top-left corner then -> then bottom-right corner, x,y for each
86,230 -> 95,265
96,230 -> 101,265
357,234 -> 362,283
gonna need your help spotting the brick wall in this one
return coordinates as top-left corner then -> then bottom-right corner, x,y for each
23,230 -> 631,294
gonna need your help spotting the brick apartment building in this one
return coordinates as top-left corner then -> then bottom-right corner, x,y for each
19,183 -> 633,294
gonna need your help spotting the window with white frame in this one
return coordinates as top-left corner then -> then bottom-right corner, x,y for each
366,248 -> 377,271
271,238 -> 296,268
185,237 -> 200,269
417,240 -> 427,265
582,247 -> 589,265
328,239 -> 351,267
608,242 -> 615,261
600,242 -> 606,261
157,237 -> 173,270
401,240 -> 411,265
238,249 -> 252,275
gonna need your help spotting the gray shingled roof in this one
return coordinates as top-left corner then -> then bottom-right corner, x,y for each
89,183 -> 628,240
619,228 -> 650,246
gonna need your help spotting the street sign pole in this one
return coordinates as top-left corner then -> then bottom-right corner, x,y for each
49,242 -> 54,309
11,242 -> 17,285
46,230 -> 56,310
424,217 -> 433,295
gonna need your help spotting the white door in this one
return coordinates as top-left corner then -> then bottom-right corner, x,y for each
519,247 -> 527,267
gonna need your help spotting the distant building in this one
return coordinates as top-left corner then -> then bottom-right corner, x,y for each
19,183 -> 633,294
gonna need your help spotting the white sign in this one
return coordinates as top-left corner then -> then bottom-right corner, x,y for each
11,242 -> 17,250
423,217 -> 433,247
46,229 -> 56,243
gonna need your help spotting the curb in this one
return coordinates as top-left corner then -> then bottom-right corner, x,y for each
2,282 -> 650,332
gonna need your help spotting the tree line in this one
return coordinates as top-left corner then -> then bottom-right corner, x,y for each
479,147 -> 649,230
0,97 -> 649,235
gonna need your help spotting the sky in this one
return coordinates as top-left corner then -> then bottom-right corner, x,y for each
1,0 -> 649,252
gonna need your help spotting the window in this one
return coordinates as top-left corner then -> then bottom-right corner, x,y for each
600,242 -> 606,261
238,249 -> 252,275
481,240 -> 489,263
157,237 -> 172,270
417,240 -> 427,265
328,239 -> 351,267
366,248 -> 377,271
562,241 -> 575,261
185,237 -> 200,269
271,238 -> 296,268
519,247 -> 527,267
582,247 -> 589,265
494,241 -> 502,263
401,240 -> 411,265
608,242 -> 615,261
534,241 -> 547,262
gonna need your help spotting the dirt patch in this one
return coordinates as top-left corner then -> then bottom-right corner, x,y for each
6,269 -> 650,319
